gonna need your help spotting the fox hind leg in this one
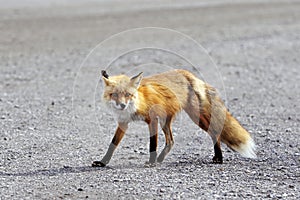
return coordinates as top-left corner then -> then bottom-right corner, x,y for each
184,97 -> 224,164
186,109 -> 224,164
211,135 -> 223,164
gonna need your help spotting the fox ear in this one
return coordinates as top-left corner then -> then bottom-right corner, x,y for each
101,70 -> 109,79
130,72 -> 143,88
101,70 -> 111,86
102,76 -> 111,86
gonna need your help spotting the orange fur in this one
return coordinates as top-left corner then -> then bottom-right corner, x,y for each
92,69 -> 256,167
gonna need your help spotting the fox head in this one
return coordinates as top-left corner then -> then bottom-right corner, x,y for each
102,71 -> 143,112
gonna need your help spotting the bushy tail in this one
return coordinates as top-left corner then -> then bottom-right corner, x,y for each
221,112 -> 256,158
175,69 -> 256,159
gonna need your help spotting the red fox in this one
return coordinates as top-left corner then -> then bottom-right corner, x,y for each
92,69 -> 256,167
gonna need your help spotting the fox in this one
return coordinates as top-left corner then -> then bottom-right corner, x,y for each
92,69 -> 256,167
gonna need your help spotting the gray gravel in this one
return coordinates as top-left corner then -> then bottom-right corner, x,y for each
1,0 -> 299,199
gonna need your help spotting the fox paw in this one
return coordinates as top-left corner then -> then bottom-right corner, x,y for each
212,156 -> 223,164
92,161 -> 106,167
144,161 -> 156,168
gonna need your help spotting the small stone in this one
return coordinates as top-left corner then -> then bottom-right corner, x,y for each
160,188 -> 165,193
285,128 -> 292,132
51,101 -> 55,105
282,193 -> 287,197
78,188 -> 83,191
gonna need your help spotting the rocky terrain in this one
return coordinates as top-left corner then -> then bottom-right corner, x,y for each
0,0 -> 299,199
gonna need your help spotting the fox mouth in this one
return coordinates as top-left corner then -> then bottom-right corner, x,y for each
109,100 -> 129,111
113,103 -> 127,111
115,107 -> 126,111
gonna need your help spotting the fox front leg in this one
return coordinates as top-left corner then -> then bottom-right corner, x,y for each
92,123 -> 128,167
144,117 -> 158,167
157,115 -> 174,163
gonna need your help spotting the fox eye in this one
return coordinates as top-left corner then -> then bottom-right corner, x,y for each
111,93 -> 118,98
125,92 -> 131,97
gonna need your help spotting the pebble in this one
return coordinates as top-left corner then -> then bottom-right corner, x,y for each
160,188 -> 166,193
285,128 -> 292,132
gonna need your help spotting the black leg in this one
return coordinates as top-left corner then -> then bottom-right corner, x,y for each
149,135 -> 158,163
144,118 -> 158,167
212,140 -> 223,164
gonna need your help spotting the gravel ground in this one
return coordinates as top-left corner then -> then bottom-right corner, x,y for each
1,0 -> 299,199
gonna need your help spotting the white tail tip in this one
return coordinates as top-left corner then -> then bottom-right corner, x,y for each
236,138 -> 257,158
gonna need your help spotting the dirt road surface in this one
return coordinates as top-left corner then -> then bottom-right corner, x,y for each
1,0 -> 299,199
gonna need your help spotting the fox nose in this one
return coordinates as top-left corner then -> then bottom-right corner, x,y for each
120,103 -> 126,109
